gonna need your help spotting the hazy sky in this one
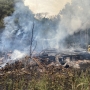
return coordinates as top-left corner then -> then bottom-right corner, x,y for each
24,0 -> 71,15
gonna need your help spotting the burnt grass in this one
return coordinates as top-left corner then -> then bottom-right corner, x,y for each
0,60 -> 90,90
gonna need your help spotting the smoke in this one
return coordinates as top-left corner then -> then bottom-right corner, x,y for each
1,1 -> 34,52
0,0 -> 90,61
11,50 -> 26,60
60,0 -> 90,35
0,0 -> 61,58
24,0 -> 71,16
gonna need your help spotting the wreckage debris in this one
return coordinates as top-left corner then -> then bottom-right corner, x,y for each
0,49 -> 90,73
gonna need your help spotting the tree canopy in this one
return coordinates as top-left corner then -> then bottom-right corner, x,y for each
0,0 -> 15,28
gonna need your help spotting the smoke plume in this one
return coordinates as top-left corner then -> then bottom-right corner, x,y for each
60,0 -> 90,35
0,0 -> 60,60
0,0 -> 90,61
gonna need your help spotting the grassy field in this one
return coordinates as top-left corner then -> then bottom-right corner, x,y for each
0,64 -> 90,90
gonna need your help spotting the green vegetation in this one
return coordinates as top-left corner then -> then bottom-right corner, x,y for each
0,66 -> 90,90
0,0 -> 14,28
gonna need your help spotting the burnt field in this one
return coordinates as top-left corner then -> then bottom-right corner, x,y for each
0,49 -> 90,90
0,59 -> 90,90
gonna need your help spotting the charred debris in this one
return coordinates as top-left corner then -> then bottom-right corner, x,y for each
0,48 -> 90,73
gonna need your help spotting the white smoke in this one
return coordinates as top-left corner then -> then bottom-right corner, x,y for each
11,50 -> 26,60
60,0 -> 90,35
0,0 -> 90,61
0,0 -> 61,60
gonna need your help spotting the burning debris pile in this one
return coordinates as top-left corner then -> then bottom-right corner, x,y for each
0,49 -> 90,74
39,49 -> 90,69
